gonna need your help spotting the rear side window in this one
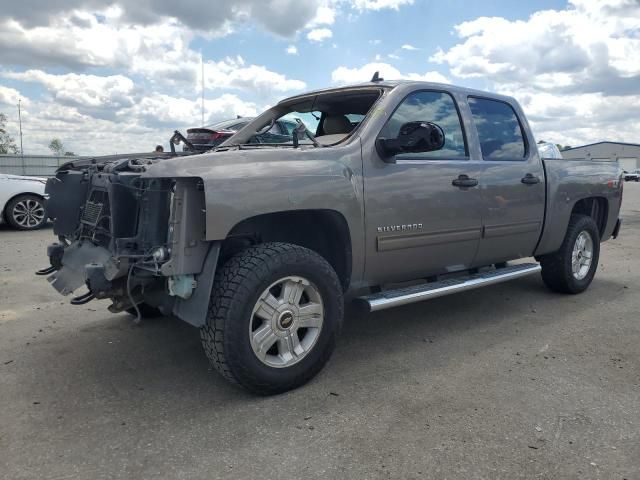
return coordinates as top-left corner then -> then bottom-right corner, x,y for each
468,97 -> 526,160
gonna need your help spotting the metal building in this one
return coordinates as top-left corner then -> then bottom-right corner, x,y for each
561,142 -> 640,171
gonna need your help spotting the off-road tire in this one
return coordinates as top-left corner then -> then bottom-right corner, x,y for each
540,214 -> 600,294
200,242 -> 343,395
126,303 -> 163,318
5,194 -> 47,230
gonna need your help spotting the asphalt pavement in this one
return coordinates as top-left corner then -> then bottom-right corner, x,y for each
1,184 -> 638,480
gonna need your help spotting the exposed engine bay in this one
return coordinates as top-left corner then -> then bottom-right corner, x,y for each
41,153 -> 212,323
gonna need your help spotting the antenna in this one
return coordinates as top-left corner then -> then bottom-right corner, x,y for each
201,53 -> 205,127
17,99 -> 24,174
371,71 -> 383,82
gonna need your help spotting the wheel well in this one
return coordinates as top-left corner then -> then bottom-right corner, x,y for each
2,192 -> 45,222
571,197 -> 608,237
222,210 -> 353,291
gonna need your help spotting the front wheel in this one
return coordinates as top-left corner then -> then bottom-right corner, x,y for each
6,194 -> 47,230
540,214 -> 600,294
200,242 -> 343,395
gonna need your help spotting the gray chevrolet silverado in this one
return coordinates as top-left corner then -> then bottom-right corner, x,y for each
42,79 -> 623,394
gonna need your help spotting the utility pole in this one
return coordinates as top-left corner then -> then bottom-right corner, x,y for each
201,52 -> 205,127
17,99 -> 24,175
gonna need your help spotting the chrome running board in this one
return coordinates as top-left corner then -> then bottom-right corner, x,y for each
357,263 -> 541,312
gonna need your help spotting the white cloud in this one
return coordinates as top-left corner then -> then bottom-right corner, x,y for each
4,70 -> 136,115
0,0 -> 419,156
309,5 -> 336,26
0,0 -> 419,74
204,56 -> 306,95
431,0 -> 640,145
2,90 -> 261,156
351,0 -> 414,10
331,62 -> 449,84
307,28 -> 333,42
0,0 -> 320,38
0,10 -> 207,71
401,44 -> 418,50
431,0 -> 640,95
509,90 -> 640,147
0,67 -> 266,155
127,92 -> 258,127
0,85 -> 25,106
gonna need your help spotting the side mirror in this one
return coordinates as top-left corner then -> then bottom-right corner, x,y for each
376,121 -> 445,161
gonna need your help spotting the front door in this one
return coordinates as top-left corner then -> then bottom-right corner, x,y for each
363,90 -> 484,285
467,96 -> 545,266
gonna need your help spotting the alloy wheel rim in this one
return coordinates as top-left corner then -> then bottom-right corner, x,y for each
12,199 -> 45,228
571,231 -> 593,280
249,275 -> 324,368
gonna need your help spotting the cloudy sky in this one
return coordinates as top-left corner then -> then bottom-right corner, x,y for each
0,0 -> 638,155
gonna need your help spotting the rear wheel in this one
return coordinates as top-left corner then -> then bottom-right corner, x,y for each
6,194 -> 46,230
200,242 -> 343,395
540,214 -> 600,294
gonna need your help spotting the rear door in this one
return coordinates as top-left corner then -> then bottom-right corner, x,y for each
467,97 -> 545,266
363,90 -> 484,284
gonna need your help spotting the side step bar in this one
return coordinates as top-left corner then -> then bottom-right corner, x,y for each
357,263 -> 541,312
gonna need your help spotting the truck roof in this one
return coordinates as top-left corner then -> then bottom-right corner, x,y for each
278,80 -> 517,105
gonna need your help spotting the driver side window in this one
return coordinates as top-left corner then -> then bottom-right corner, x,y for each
380,91 -> 467,159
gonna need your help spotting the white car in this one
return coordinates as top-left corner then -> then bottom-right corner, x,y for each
0,173 -> 48,230
623,169 -> 640,182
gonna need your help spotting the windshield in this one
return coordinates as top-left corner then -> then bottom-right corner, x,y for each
221,88 -> 383,148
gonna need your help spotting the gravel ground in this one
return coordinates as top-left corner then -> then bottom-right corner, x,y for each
1,184 -> 638,480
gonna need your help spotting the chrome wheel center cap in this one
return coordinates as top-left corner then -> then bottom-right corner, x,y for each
278,311 -> 295,330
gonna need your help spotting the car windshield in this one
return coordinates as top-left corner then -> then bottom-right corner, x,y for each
222,88 -> 383,147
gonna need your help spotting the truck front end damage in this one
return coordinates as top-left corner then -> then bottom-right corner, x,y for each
41,156 -> 216,325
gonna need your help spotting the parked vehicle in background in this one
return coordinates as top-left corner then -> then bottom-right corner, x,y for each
623,169 -> 640,181
0,174 -> 48,230
537,141 -> 563,159
185,117 -> 299,152
42,78 -> 623,394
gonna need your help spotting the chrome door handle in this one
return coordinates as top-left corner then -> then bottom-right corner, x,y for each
452,174 -> 478,188
521,173 -> 540,185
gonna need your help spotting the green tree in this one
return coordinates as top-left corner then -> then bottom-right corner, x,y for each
48,138 -> 65,156
64,151 -> 76,157
0,113 -> 19,154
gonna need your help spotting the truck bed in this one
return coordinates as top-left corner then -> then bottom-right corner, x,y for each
535,158 -> 622,256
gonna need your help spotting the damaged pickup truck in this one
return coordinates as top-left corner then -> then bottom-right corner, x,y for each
41,78 -> 623,394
